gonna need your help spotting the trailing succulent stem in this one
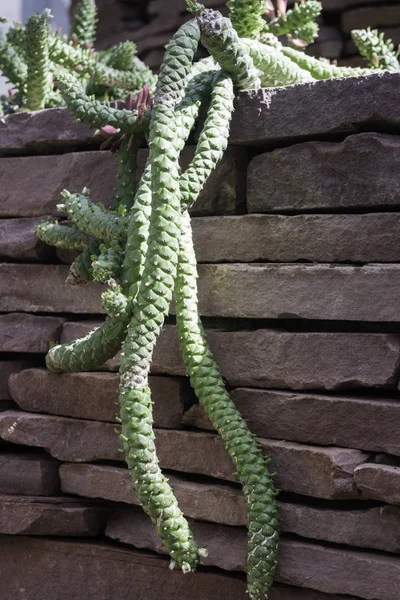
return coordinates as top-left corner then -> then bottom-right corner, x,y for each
175,212 -> 279,599
352,28 -> 400,71
36,2 -> 400,599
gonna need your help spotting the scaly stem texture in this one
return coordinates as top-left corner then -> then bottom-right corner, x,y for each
25,11 -> 51,110
118,19 -> 203,572
227,0 -> 267,39
175,212 -> 279,600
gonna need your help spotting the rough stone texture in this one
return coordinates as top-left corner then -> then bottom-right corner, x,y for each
247,134 -> 400,213
0,536 -> 249,600
0,217 -> 52,261
107,502 -> 400,565
62,322 -> 400,390
9,369 -> 191,429
0,108 -> 95,156
57,213 -> 400,265
0,495 -> 110,536
355,463 -> 400,505
342,5 -> 400,32
277,538 -> 400,600
137,145 -> 246,216
0,152 -> 116,217
0,147 -> 243,218
195,263 -> 400,321
0,453 -> 60,496
56,418 -> 366,499
192,213 -> 400,263
0,313 -> 65,353
0,360 -> 38,400
0,265 -> 103,313
5,262 -> 400,321
230,73 -> 400,147
60,464 -> 248,526
183,388 -> 400,456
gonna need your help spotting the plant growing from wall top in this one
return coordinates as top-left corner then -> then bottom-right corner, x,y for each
29,0 -> 400,598
0,0 -> 155,114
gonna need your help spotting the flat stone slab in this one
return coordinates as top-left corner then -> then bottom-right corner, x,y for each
183,388 -> 400,456
0,217 -> 52,261
231,72 -> 400,147
0,360 -> 38,399
54,417 -> 366,499
9,369 -> 192,429
342,5 -> 400,32
0,152 -> 116,217
248,133 -> 400,213
0,495 -> 109,536
4,263 -> 400,321
0,108 -> 96,156
0,536 -> 249,600
355,463 -> 400,505
0,265 -> 103,313
62,322 -> 400,390
107,502 -> 400,568
192,213 -> 400,263
0,147 -> 243,218
0,313 -> 65,353
0,453 -> 60,496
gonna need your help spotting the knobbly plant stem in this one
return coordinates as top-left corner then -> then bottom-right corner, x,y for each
34,2 -> 399,598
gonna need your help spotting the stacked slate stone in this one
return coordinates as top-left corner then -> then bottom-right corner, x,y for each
1,73 -> 400,599
76,0 -> 400,70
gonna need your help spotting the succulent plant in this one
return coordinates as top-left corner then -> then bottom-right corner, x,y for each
34,1 -> 398,598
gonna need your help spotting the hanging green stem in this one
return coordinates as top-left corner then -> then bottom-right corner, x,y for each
118,18 -> 205,573
175,211 -> 279,600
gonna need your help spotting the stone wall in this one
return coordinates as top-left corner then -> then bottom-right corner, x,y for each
70,0 -> 400,69
1,72 -> 400,599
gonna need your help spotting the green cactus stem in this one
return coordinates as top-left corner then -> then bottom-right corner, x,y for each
180,70 -> 234,209
100,41 -> 137,71
118,18 -> 204,573
60,190 -> 128,244
351,28 -> 399,71
48,34 -> 94,74
93,59 -> 157,94
264,1 -> 322,38
244,38 -> 314,86
56,71 -> 148,133
6,24 -> 26,58
0,31 -> 27,93
45,313 -> 130,372
35,221 -> 91,249
92,242 -> 123,283
227,0 -> 267,39
101,282 -> 129,318
66,239 -> 99,285
293,19 -> 319,46
25,10 -> 52,111
196,9 -> 261,90
281,45 -> 377,79
70,0 -> 98,48
175,211 -> 279,600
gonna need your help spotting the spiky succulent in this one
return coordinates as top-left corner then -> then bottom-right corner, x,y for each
34,2 -> 398,599
352,28 -> 400,71
0,0 -> 155,112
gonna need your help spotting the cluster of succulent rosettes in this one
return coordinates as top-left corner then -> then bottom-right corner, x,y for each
0,0 -> 155,114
